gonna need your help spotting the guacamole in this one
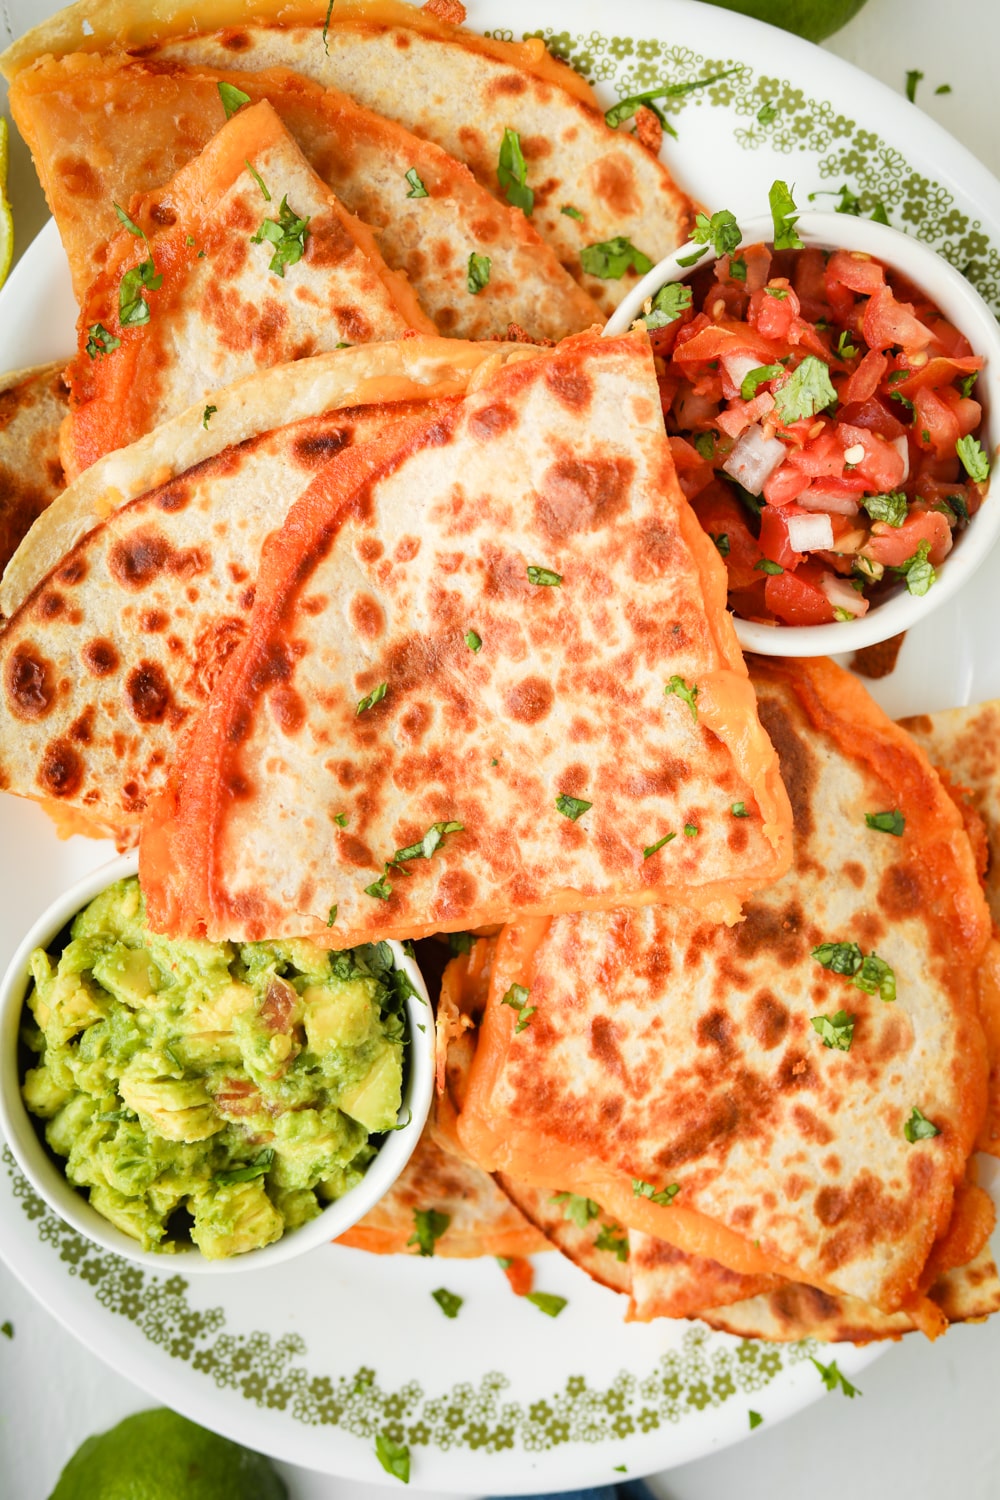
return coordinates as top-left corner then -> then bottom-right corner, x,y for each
20,877 -> 410,1258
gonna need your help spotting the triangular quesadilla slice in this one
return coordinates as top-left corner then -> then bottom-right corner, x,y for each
457,657 -> 993,1318
63,97 -> 432,477
7,51 -> 599,341
139,329 -> 792,945
0,362 -> 67,573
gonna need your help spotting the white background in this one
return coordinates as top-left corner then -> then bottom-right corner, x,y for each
1,1 -> 998,1497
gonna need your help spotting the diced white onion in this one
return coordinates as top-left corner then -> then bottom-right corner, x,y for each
721,351 -> 763,392
797,487 -> 861,516
721,422 -> 787,495
892,435 -> 910,483
820,572 -> 870,618
786,513 -> 835,554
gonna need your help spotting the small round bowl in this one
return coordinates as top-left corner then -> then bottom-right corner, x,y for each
0,852 -> 434,1274
605,211 -> 1000,657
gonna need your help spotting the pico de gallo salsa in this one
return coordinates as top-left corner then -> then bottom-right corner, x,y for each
647,187 -> 992,626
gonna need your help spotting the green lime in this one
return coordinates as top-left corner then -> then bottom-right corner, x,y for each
0,118 -> 13,290
48,1409 -> 288,1500
699,0 -> 868,43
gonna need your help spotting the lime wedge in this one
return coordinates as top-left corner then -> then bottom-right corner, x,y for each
0,118 -> 13,290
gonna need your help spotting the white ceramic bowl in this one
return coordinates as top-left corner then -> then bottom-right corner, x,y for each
605,211 -> 1000,657
0,852 -> 434,1274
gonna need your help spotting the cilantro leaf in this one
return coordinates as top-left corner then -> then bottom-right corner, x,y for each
497,127 -> 533,215
391,821 -> 464,866
118,257 -> 163,328
692,207 -> 742,258
594,1223 -> 630,1261
684,823 -> 699,837
356,682 -> 387,715
836,330 -> 858,360
527,565 -> 562,586
218,81 -> 251,119
811,1357 -> 860,1397
251,195 -> 310,277
694,431 -> 716,460
113,202 -> 145,238
643,832 -> 676,859
333,813 -> 348,827
404,167 -> 428,199
956,435 -> 990,483
729,255 -> 748,283
711,532 -> 730,557
85,323 -> 120,359
467,251 -> 491,294
561,204 -> 584,221
526,1291 -> 567,1318
245,159 -> 271,201
603,69 -> 738,130
501,982 -> 536,1033
364,872 -> 393,901
740,363 -> 784,400
853,953 -> 896,1001
812,940 -> 863,976
555,794 -> 591,822
769,179 -> 804,250
202,405 -> 217,429
773,355 -> 837,424
407,1208 -> 450,1256
550,1192 -> 599,1229
448,932 -> 476,955
326,905 -> 338,927
755,559 -> 783,575
580,236 -> 653,281
904,1105 -> 941,1143
431,1287 -> 463,1319
375,1432 -> 410,1484
664,675 -> 699,720
731,802 -> 749,817
865,810 -> 905,836
757,101 -> 778,125
810,1010 -> 855,1051
891,538 -> 936,596
214,1148 -> 274,1185
643,281 -> 693,330
632,1178 -> 680,1207
905,68 -> 924,104
749,1409 -> 764,1428
862,492 -> 908,527
464,629 -> 482,652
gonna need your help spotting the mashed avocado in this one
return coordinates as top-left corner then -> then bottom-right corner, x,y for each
20,877 -> 410,1258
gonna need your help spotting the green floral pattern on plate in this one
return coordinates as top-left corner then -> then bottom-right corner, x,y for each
486,27 -> 1000,313
6,1150 -> 815,1453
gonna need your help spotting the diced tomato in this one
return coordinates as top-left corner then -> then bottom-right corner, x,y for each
759,504 -> 805,568
792,246 -> 829,320
824,275 -> 856,325
748,279 -> 800,340
741,242 -> 774,293
764,567 -> 837,625
691,481 -> 763,589
937,385 -> 982,438
914,475 -> 983,523
672,380 -> 721,430
826,249 -> 886,296
837,422 -> 907,490
838,349 -> 887,406
702,281 -> 746,321
671,322 -> 780,366
862,284 -> 935,353
796,476 -> 866,513
667,435 -> 714,500
838,397 -> 909,441
763,461 -> 808,507
727,579 -> 770,621
923,316 -> 974,359
891,354 -> 982,396
716,390 -> 775,439
786,423 -> 845,478
864,508 -> 954,567
912,385 -> 962,459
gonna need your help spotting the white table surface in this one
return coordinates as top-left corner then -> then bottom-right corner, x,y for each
1,2 -> 998,1497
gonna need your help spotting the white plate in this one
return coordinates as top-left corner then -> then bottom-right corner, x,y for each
0,1 -> 998,1490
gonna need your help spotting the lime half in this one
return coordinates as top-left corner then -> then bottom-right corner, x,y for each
0,118 -> 13,291
700,0 -> 868,43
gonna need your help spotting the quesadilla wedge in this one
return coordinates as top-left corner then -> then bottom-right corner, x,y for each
139,328 -> 792,946
457,656 -> 993,1317
1,0 -> 696,315
6,52 -> 599,342
63,97 -> 432,477
0,337 -> 541,840
0,362 -> 67,573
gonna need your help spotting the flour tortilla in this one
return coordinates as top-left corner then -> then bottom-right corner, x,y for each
0,363 -> 67,574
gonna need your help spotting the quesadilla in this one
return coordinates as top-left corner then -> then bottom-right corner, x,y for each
1,0 -> 697,315
457,656 -> 993,1319
0,362 -> 67,573
6,52 -> 599,341
0,337 -> 539,840
63,97 -> 431,477
138,328 -> 792,946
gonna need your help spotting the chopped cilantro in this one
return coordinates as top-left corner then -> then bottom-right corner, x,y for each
595,1223 -> 630,1261
185,234 -> 196,246
218,81 -> 250,119
757,101 -> 778,126
527,564 -> 562,586
740,362 -> 784,400
580,236 -> 653,280
501,982 -> 536,1033
862,491 -> 908,527
0,1322 -> 11,1339
603,69 -> 738,131
334,813 -> 348,828
769,179 -> 804,250
391,821 -> 464,866
643,832 -> 676,859
935,83 -> 952,95
322,0 -> 336,55
664,675 -> 699,720
675,246 -> 707,268
365,872 -> 393,901
113,201 -> 144,237
202,404 -> 217,429
904,1106 -> 941,1143
684,823 -> 699,837
812,940 -> 864,975
711,532 -> 730,557
935,492 -> 971,528
692,207 -> 743,258
749,1409 -> 763,1429
763,286 -> 789,299
772,355 -> 837,424
959,372 -> 979,399
865,810 -> 905,836
835,329 -> 858,360
810,1010 -> 855,1052
729,255 -> 748,282
356,681 -> 388,715
250,195 -> 310,277
813,941 -> 895,1001
404,167 -> 428,199
85,322 -> 120,359
375,1432 -> 410,1483
643,281 -> 693,330
731,802 -> 749,817
448,932 -> 476,955
755,559 -> 784,575
118,256 -> 163,328
326,905 -> 338,927
556,794 -> 592,822
811,1356 -> 861,1398
871,199 -> 890,224
694,431 -> 716,460
633,1178 -> 679,1207
891,539 -> 935,597
464,629 -> 482,652
550,1192 -> 599,1229
890,390 -> 915,416
431,1287 -> 463,1319
408,1208 -> 450,1256
561,204 -> 584,220
956,435 -> 990,483
243,160 -> 271,202
215,1149 -> 274,1185
905,68 -> 924,103
466,251 -> 491,294
497,127 -> 533,215
526,1292 -> 567,1318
